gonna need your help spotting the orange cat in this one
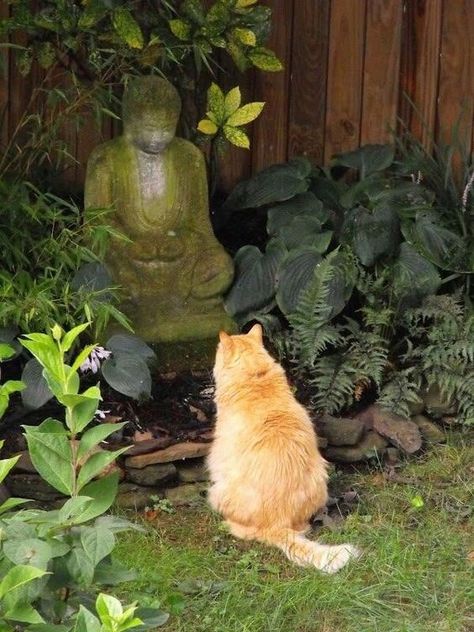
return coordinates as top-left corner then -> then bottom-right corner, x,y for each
207,324 -> 360,572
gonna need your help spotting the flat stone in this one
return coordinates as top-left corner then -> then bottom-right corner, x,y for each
125,437 -> 174,457
421,385 -> 456,416
177,460 -> 209,483
6,474 -> 64,501
324,431 -> 388,463
371,406 -> 422,454
114,482 -> 160,510
125,442 -> 211,469
316,435 -> 328,449
412,415 -> 446,444
165,483 -> 207,506
127,463 -> 177,486
318,415 -> 365,446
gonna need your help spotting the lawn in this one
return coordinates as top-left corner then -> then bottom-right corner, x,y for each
115,431 -> 473,632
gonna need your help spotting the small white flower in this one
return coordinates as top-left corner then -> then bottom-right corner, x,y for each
80,346 -> 112,374
462,170 -> 474,212
95,409 -> 111,420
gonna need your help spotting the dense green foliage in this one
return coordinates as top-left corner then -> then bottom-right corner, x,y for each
223,141 -> 474,423
0,325 -> 167,630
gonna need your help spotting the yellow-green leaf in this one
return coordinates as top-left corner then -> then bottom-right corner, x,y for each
236,0 -> 258,6
232,27 -> 256,47
227,40 -> 249,72
227,101 -> 264,126
224,86 -> 241,117
169,18 -> 192,41
223,125 -> 250,149
112,8 -> 144,49
197,118 -> 218,135
207,83 -> 225,123
249,47 -> 283,72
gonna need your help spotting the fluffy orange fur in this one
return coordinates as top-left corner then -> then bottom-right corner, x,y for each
207,324 -> 360,572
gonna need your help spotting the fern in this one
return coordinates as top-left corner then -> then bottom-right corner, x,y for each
310,353 -> 356,413
378,368 -> 422,419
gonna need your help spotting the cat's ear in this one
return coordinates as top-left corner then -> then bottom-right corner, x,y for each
247,323 -> 263,343
219,330 -> 234,350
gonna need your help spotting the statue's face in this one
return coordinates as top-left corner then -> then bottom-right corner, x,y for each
124,107 -> 179,154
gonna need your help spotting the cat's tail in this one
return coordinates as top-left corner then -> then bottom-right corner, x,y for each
259,528 -> 360,573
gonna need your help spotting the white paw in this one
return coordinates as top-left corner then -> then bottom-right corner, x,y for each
320,544 -> 361,574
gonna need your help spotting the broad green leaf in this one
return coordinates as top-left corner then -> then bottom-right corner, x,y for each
236,0 -> 258,5
223,161 -> 309,210
74,605 -> 100,632
80,525 -> 115,565
343,203 -> 400,267
77,447 -> 128,491
3,539 -> 52,570
59,386 -> 101,433
94,560 -> 137,585
197,118 -> 218,135
21,359 -> 53,409
207,83 -> 225,123
135,606 -> 169,628
0,565 -> 47,598
101,354 -> 151,400
404,213 -> 467,271
78,422 -> 127,460
112,8 -> 144,49
0,455 -> 20,484
58,496 -> 93,523
393,242 -> 441,306
278,217 -> 328,250
0,344 -> 15,361
224,86 -> 241,117
227,39 -> 249,72
232,27 -> 256,46
96,593 -> 123,620
61,323 -> 90,352
276,247 -> 322,316
223,125 -> 250,148
168,18 -> 191,41
182,0 -> 205,25
66,548 -> 95,586
248,46 -> 283,71
23,425 -> 73,495
78,474 -> 119,522
4,602 -> 44,625
225,241 -> 286,319
333,144 -> 395,179
0,498 -> 31,515
267,192 -> 328,235
227,102 -> 264,126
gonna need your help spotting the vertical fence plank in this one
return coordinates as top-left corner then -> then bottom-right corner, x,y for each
288,0 -> 330,165
398,0 -> 442,148
361,0 -> 403,144
251,0 -> 294,173
324,0 -> 367,162
436,0 -> 474,159
0,2 -> 10,152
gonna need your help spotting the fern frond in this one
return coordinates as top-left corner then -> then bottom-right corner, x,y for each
310,353 -> 356,414
378,369 -> 422,419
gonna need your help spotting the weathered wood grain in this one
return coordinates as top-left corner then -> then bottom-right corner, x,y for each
251,0 -> 294,172
324,0 -> 367,163
288,0 -> 330,164
361,0 -> 403,144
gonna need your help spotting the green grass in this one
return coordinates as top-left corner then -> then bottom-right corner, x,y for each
115,432 -> 474,632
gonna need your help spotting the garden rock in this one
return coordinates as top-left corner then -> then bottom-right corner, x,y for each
318,415 -> 365,446
324,431 -> 388,463
412,415 -> 446,444
422,385 -> 456,416
126,437 -> 174,456
127,463 -> 177,487
13,451 -> 36,473
0,484 -> 10,504
114,482 -> 158,510
6,474 -> 64,501
177,460 -> 209,483
125,442 -> 210,468
385,447 -> 400,464
371,406 -> 422,454
165,483 -> 207,506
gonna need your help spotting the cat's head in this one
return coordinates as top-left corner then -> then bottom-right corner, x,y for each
214,324 -> 273,381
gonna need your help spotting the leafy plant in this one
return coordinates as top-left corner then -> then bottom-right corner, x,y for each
0,343 -> 25,418
198,83 -> 264,149
0,324 -> 167,630
0,179 -> 130,339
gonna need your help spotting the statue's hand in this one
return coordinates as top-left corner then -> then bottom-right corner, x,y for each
156,232 -> 185,261
191,248 -> 233,299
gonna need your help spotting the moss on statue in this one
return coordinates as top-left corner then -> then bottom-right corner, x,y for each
84,76 -> 236,346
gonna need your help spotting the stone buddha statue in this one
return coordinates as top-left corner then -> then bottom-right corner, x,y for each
84,76 -> 235,344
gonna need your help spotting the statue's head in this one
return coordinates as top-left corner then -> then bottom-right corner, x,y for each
122,76 -> 181,153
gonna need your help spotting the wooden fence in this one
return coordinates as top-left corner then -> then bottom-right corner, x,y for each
2,0 -> 474,192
